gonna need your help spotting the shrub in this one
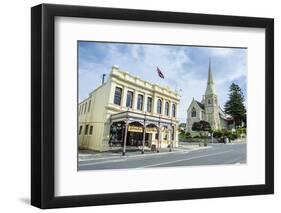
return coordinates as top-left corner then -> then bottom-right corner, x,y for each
236,127 -> 246,136
185,132 -> 191,138
213,130 -> 223,138
213,129 -> 241,142
179,132 -> 193,142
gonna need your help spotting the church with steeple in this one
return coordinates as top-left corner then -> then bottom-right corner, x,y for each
185,59 -> 234,133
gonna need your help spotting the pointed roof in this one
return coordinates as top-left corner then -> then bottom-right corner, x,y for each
195,101 -> 205,109
205,58 -> 216,95
188,98 -> 205,112
207,58 -> 214,84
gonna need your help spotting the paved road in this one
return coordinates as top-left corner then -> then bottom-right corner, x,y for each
78,143 -> 246,171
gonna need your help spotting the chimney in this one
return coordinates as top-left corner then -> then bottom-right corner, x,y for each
102,73 -> 106,84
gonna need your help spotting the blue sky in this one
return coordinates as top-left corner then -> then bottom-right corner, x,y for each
78,41 -> 247,122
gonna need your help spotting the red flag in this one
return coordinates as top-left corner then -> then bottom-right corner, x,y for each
157,67 -> 165,79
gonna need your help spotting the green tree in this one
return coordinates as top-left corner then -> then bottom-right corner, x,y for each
224,83 -> 246,128
192,120 -> 211,136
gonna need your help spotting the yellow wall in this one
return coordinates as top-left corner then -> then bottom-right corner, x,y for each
78,65 -> 180,151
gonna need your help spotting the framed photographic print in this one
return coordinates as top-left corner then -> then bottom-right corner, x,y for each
31,3 -> 274,209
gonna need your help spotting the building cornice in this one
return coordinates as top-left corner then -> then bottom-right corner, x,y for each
110,66 -> 180,101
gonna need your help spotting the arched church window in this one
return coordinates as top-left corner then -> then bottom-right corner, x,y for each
208,99 -> 211,104
191,107 -> 196,117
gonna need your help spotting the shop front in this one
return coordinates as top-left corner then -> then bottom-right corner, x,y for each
110,111 -> 178,155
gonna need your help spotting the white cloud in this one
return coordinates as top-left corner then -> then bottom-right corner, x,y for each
209,48 -> 234,56
79,43 -> 247,122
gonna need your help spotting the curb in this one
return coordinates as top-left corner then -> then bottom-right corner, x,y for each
79,145 -> 212,162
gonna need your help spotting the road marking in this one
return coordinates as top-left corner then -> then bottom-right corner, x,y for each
79,151 -> 179,162
137,150 -> 234,168
79,155 -> 121,161
79,151 -> 185,166
79,158 -> 127,166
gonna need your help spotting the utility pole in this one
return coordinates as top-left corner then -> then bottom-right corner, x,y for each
102,74 -> 106,84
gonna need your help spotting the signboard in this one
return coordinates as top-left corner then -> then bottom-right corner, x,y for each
128,125 -> 160,133
146,127 -> 157,133
128,125 -> 143,132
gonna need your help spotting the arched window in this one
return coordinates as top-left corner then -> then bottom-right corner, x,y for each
208,99 -> 211,104
137,94 -> 144,111
157,99 -> 162,114
147,97 -> 152,112
165,101 -> 169,116
172,104 -> 176,117
191,107 -> 196,117
126,91 -> 134,108
114,87 -> 122,105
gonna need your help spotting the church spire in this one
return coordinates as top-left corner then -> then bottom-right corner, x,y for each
205,58 -> 216,95
207,58 -> 214,84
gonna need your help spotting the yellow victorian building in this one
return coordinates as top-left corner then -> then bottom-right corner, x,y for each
78,65 -> 180,154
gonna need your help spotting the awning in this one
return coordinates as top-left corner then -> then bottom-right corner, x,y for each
110,110 -> 178,127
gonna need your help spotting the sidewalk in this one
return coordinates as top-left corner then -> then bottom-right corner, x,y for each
78,143 -> 211,162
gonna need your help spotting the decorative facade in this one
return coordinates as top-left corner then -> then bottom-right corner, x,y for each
78,65 -> 180,152
186,60 -> 233,133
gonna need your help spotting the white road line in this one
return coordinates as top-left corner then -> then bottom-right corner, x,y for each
137,150 -> 234,168
79,158 -> 127,166
79,151 -> 184,166
79,149 -> 191,162
79,155 -> 123,162
79,146 -> 214,162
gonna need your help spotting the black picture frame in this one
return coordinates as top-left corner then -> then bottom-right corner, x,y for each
31,3 -> 274,209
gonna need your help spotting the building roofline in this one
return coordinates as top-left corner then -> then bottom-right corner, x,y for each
79,82 -> 107,105
79,65 -> 181,105
110,66 -> 180,98
89,82 -> 107,95
187,99 -> 205,112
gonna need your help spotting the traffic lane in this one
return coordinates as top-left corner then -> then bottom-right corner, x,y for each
78,143 -> 246,170
149,148 -> 246,168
